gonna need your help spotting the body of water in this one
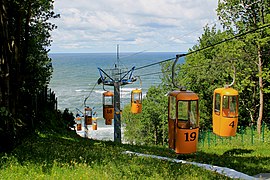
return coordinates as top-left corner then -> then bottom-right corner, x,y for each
49,52 -> 178,140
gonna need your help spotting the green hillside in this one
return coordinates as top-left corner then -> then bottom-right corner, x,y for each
0,131 -> 227,179
1,130 -> 269,179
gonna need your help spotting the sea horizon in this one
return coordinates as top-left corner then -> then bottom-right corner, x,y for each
48,52 -> 183,141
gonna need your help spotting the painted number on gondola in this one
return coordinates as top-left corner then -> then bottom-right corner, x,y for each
184,132 -> 197,142
229,121 -> 235,128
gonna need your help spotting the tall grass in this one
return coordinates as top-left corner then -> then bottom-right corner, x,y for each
0,126 -> 269,179
0,131 -> 229,179
195,125 -> 270,176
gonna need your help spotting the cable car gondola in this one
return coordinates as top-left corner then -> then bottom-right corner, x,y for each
168,90 -> 199,154
84,107 -> 92,125
92,111 -> 98,130
213,87 -> 239,137
168,54 -> 200,154
131,89 -> 142,114
103,91 -> 114,125
92,121 -> 97,130
75,115 -> 82,131
212,65 -> 239,137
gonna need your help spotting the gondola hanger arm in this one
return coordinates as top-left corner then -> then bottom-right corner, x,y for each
172,54 -> 186,90
134,76 -> 142,89
225,64 -> 236,88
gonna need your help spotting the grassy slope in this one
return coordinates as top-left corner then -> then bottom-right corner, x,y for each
0,131 -> 231,180
197,128 -> 270,176
196,136 -> 270,176
1,129 -> 269,179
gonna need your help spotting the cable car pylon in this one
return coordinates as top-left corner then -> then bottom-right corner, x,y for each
97,45 -> 137,143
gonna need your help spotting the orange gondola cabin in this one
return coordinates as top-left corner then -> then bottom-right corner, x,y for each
103,91 -> 114,125
131,89 -> 142,114
84,107 -> 92,125
75,116 -> 82,131
213,87 -> 239,137
168,90 -> 199,154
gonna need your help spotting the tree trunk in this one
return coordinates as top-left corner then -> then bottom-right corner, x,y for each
0,0 -> 10,111
155,127 -> 158,145
257,45 -> 263,134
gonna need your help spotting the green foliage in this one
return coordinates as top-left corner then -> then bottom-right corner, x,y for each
160,26 -> 248,129
217,0 -> 270,31
123,86 -> 168,145
0,106 -> 26,152
216,0 -> 270,132
159,22 -> 270,129
0,0 -> 60,150
122,105 -> 147,144
35,107 -> 75,134
123,0 -> 270,146
62,108 -> 76,130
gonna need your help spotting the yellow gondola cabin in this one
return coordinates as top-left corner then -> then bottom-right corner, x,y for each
213,87 -> 239,137
168,90 -> 199,154
103,91 -> 114,125
131,89 -> 142,114
92,122 -> 97,130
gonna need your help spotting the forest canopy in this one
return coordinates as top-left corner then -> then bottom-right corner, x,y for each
123,0 -> 270,145
0,0 -> 61,151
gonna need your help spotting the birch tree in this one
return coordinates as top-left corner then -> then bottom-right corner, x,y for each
217,0 -> 270,133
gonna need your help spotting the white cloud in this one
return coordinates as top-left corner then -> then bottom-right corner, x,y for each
49,0 -> 218,53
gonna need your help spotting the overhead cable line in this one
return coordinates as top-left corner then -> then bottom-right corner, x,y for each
118,1 -> 262,64
83,81 -> 98,107
138,60 -> 229,77
183,23 -> 270,57
119,49 -> 153,60
139,61 -> 223,77
118,19 -> 220,61
139,71 -> 165,77
135,57 -> 176,70
134,23 -> 270,71
115,23 -> 270,78
137,55 -> 257,79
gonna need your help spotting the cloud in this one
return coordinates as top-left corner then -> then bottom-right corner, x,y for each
50,0 -> 218,53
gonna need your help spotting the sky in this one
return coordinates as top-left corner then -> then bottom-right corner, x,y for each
49,0 -> 219,53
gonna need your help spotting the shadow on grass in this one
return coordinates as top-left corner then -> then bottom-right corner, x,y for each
184,149 -> 270,176
0,131 -> 229,179
2,131 -> 171,166
222,148 -> 254,156
1,131 -> 269,177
